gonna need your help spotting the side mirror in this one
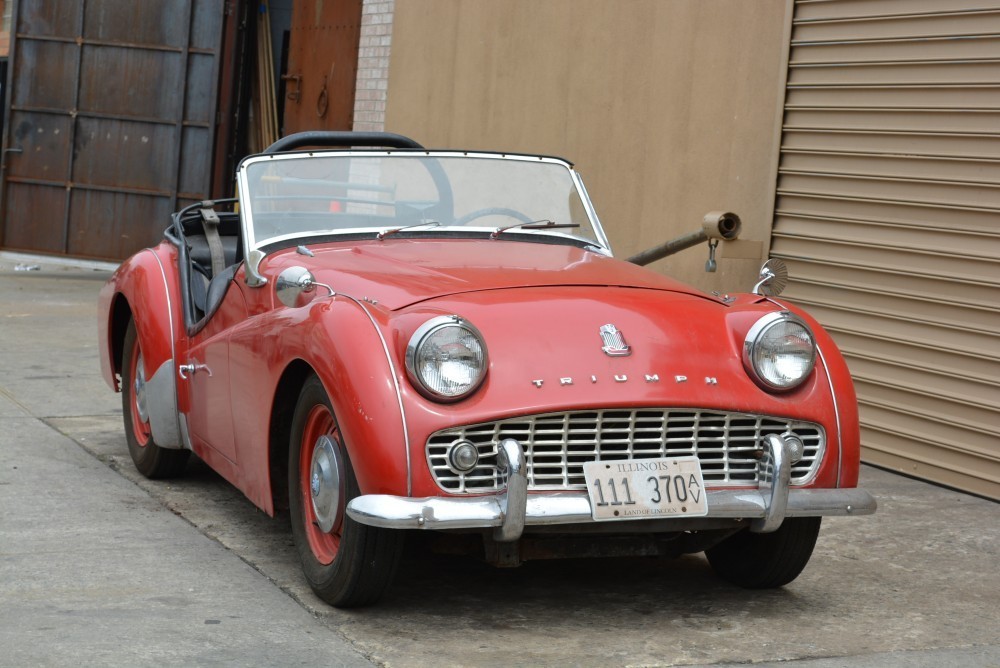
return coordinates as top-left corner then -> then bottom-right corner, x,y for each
752,258 -> 788,296
276,266 -> 334,307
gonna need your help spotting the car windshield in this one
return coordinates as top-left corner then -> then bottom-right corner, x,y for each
238,152 -> 605,250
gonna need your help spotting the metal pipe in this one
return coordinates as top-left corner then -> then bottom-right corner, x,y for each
627,230 -> 707,266
626,211 -> 742,267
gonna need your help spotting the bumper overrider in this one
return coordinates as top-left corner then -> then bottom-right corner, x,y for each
346,434 -> 876,541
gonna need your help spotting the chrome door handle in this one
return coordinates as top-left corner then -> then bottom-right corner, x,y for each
179,363 -> 212,379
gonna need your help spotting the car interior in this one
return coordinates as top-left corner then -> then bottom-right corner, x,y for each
166,198 -> 242,333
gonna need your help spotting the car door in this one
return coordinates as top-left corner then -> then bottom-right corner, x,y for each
182,282 -> 248,464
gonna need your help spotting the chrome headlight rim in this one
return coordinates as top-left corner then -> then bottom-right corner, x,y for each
743,311 -> 817,392
405,315 -> 489,402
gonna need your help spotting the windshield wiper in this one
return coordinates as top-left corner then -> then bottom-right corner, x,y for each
376,220 -> 441,240
490,219 -> 580,239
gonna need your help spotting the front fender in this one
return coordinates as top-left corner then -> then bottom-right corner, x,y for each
770,298 -> 861,488
228,294 -> 409,506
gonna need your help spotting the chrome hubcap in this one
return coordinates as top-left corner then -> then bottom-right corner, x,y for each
134,354 -> 149,423
309,435 -> 343,533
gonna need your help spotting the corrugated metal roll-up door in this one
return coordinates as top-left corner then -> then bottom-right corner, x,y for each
771,0 -> 1000,499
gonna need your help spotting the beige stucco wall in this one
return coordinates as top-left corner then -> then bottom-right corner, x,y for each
384,0 -> 791,291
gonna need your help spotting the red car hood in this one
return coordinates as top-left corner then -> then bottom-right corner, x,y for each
263,239 -> 720,310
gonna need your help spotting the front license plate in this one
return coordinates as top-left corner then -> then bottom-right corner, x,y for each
583,457 -> 709,521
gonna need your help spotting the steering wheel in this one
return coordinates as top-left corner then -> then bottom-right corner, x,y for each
452,206 -> 534,227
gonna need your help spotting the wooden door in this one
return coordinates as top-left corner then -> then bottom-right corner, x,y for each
282,0 -> 362,135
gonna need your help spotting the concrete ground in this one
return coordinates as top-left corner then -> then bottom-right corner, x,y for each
1,252 -> 998,667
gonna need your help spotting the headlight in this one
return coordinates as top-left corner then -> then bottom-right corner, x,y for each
405,316 -> 488,401
743,312 -> 816,391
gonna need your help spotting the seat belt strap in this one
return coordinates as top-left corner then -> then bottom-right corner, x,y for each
199,203 -> 225,277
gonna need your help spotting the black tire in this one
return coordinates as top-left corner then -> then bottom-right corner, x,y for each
121,320 -> 190,479
288,374 -> 403,607
705,517 -> 821,589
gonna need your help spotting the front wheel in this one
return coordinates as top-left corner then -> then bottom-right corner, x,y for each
705,517 -> 821,589
121,320 -> 189,479
288,375 -> 403,607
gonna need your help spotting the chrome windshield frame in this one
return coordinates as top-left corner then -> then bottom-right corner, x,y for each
236,150 -> 612,287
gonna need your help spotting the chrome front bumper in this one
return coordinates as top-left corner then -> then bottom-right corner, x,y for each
346,435 -> 876,542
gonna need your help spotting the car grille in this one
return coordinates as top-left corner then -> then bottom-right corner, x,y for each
426,408 -> 824,493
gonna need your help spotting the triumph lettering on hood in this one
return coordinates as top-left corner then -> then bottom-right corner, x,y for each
530,373 -> 720,387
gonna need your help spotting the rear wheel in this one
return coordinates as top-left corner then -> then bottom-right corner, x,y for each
705,517 -> 821,589
288,374 -> 403,607
121,320 -> 189,478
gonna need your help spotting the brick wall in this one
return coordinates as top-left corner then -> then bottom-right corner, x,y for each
353,1 -> 394,132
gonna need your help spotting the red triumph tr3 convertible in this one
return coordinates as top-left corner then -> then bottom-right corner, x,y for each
98,132 -> 876,607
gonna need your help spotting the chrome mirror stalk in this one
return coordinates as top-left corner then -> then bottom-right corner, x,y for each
276,266 -> 335,308
752,258 -> 789,296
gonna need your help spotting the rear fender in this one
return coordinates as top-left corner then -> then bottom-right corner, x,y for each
97,245 -> 184,448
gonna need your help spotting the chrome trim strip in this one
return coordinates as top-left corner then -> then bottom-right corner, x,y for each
236,174 -> 268,287
145,249 -> 176,368
236,167 -> 258,259
816,345 -> 843,488
243,149 -> 579,168
340,294 -> 413,497
346,487 -> 877,532
764,295 -> 844,487
571,170 -> 612,254
145,249 -> 183,447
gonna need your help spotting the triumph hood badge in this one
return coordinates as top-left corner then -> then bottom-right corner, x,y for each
600,324 -> 632,357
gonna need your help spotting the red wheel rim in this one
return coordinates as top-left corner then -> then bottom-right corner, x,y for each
128,336 -> 152,447
300,404 -> 342,565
